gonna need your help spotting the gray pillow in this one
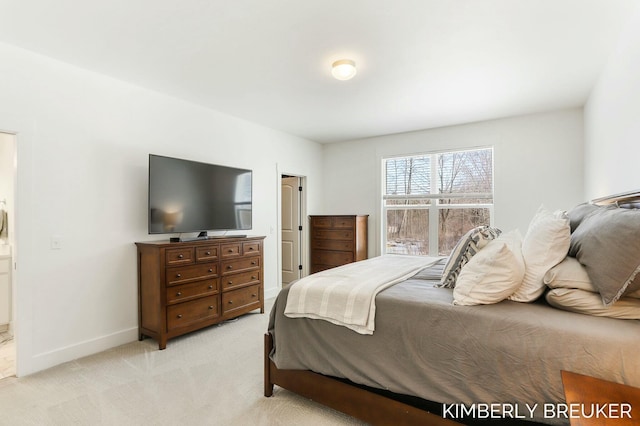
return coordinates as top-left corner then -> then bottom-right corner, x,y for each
568,207 -> 640,306
567,202 -> 605,232
438,226 -> 501,288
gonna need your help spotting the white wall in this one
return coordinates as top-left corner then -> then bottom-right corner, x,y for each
0,41 -> 324,376
584,6 -> 640,199
322,109 -> 584,258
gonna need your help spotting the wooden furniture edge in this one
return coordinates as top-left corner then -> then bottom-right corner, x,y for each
263,332 -> 457,426
561,370 -> 640,426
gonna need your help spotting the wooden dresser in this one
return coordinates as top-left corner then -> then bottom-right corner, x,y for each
135,235 -> 265,349
309,215 -> 368,274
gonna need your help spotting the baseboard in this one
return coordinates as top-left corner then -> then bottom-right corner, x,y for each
264,287 -> 279,300
25,326 -> 138,376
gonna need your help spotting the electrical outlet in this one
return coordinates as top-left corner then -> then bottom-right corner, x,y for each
51,236 -> 63,250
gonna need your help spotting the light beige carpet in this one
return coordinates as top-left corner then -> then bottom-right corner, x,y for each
0,299 -> 366,425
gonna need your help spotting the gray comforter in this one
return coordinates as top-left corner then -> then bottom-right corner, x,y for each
269,272 -> 640,425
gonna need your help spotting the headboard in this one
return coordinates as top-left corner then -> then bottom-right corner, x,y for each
592,189 -> 640,209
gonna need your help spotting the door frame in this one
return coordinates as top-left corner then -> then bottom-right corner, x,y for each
0,130 -> 18,377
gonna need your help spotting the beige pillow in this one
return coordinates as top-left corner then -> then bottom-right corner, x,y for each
545,256 -> 640,298
546,288 -> 640,320
509,206 -> 570,302
453,230 -> 525,306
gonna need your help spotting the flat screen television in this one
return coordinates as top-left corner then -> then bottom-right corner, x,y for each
148,154 -> 252,239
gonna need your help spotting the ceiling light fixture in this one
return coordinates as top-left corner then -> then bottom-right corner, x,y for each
331,59 -> 357,81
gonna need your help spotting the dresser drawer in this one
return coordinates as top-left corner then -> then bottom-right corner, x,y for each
166,296 -> 219,331
196,245 -> 219,262
221,256 -> 260,275
243,241 -> 261,256
222,270 -> 260,291
222,284 -> 261,317
314,229 -> 354,241
221,242 -> 242,258
166,279 -> 219,304
166,263 -> 218,286
313,250 -> 353,266
311,217 -> 333,228
311,239 -> 354,251
332,217 -> 355,228
165,248 -> 194,266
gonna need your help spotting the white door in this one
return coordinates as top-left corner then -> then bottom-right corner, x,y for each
281,176 -> 301,285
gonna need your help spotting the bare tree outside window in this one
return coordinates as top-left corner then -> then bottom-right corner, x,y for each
383,148 -> 493,256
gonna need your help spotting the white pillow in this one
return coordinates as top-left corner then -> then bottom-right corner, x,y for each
545,256 -> 640,299
509,206 -> 570,302
453,230 -> 525,306
546,288 -> 640,319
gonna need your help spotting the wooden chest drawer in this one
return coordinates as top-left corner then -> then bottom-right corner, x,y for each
222,284 -> 261,317
166,247 -> 194,265
313,250 -> 354,266
311,217 -> 333,228
166,279 -> 219,304
196,245 -> 219,262
314,229 -> 354,241
166,296 -> 219,331
166,263 -> 218,286
222,270 -> 260,291
332,217 -> 355,228
221,256 -> 260,275
312,239 -> 354,251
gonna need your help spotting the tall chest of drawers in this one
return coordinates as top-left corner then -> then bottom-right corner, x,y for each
309,215 -> 368,274
136,236 -> 265,349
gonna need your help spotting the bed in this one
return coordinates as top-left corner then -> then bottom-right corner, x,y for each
264,191 -> 640,425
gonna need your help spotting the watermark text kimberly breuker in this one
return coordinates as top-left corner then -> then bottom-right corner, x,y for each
442,402 -> 632,420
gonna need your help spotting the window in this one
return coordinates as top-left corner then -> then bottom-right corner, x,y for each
383,147 -> 494,256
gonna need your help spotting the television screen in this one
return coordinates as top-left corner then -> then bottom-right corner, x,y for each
148,154 -> 252,234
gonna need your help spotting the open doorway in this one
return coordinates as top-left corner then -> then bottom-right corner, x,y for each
281,175 -> 304,286
0,131 -> 16,380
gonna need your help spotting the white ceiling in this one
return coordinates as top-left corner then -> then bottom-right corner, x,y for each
0,0 -> 637,143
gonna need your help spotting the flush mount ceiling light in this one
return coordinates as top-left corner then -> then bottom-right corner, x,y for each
331,59 -> 357,80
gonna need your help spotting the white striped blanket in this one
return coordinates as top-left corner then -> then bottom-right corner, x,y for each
284,255 -> 442,334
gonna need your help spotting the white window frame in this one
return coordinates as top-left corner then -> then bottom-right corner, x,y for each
381,147 -> 494,256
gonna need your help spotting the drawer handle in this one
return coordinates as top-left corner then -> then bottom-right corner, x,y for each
178,254 -> 184,259
177,314 -> 183,319
249,247 -> 254,251
208,268 -> 213,273
176,273 -> 182,278
227,265 -> 233,270
251,276 -> 256,280
251,293 -> 257,297
176,292 -> 182,296
205,251 -> 211,255
208,285 -> 213,289
228,300 -> 233,304
228,249 -> 234,253
208,305 -> 214,310
251,261 -> 256,265
228,281 -> 233,285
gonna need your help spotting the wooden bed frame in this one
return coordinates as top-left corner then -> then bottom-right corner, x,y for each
263,332 -> 458,426
263,190 -> 640,425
